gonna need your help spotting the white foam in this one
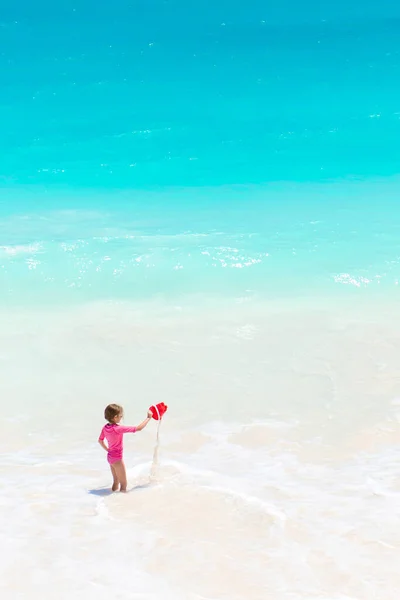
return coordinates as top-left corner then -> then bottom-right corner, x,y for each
0,242 -> 42,256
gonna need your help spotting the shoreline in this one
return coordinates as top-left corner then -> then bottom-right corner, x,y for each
0,288 -> 398,319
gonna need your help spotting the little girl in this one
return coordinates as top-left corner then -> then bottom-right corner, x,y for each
98,403 -> 153,492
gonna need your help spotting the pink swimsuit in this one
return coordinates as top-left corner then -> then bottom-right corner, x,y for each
99,423 -> 137,464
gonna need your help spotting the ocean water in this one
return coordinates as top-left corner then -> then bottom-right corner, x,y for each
1,2 -> 400,600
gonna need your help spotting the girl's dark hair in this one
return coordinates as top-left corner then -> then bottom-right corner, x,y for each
104,403 -> 123,423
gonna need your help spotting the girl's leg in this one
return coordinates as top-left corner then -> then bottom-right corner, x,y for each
110,464 -> 120,492
112,460 -> 128,492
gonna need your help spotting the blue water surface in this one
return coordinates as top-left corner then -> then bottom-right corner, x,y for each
0,2 -> 400,305
1,1 -> 400,188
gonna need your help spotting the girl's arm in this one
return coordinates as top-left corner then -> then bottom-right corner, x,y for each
135,411 -> 153,432
98,439 -> 108,452
98,427 -> 108,451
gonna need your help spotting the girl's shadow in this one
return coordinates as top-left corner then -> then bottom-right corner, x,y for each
88,487 -> 113,497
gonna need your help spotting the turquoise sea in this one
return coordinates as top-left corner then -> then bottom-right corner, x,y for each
1,2 -> 400,306
2,3 -> 400,600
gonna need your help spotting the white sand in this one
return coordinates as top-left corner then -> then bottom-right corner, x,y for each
1,298 -> 400,599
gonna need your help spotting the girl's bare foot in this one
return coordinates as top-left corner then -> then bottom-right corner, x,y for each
112,483 -> 119,492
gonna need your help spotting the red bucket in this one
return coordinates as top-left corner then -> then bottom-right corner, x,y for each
149,402 -> 168,420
